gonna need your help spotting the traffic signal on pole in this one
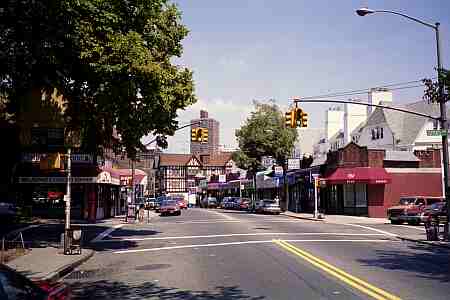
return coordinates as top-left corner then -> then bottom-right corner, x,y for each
191,128 -> 197,142
202,128 -> 209,143
196,128 -> 203,142
285,110 -> 296,128
300,110 -> 308,127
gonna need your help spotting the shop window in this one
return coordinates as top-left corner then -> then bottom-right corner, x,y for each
355,184 -> 367,207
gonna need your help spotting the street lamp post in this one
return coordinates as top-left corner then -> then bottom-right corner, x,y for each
356,7 -> 449,239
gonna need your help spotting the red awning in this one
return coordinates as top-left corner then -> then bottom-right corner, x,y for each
322,167 -> 391,184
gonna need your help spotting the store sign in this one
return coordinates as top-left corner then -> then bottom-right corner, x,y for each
97,171 -> 112,184
274,166 -> 283,176
22,153 -> 93,164
262,156 -> 275,169
18,177 -> 96,184
287,159 -> 300,170
120,175 -> 133,186
219,174 -> 226,183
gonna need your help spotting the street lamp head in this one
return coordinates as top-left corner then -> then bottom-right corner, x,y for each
356,7 -> 375,16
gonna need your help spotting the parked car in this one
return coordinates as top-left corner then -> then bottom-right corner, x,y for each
159,200 -> 181,216
0,264 -> 71,300
420,202 -> 448,223
174,198 -> 188,210
239,198 -> 251,210
202,197 -> 218,208
387,196 -> 443,225
0,202 -> 17,223
145,197 -> 156,209
220,197 -> 231,209
154,196 -> 166,212
256,199 -> 281,214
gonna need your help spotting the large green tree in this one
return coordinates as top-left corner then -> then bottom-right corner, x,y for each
233,100 -> 298,174
0,0 -> 196,159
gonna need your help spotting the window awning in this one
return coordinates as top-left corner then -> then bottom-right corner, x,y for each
322,167 -> 391,185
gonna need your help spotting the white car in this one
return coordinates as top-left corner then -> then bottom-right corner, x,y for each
256,199 -> 281,214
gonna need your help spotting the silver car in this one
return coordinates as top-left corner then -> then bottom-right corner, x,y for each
256,199 -> 281,214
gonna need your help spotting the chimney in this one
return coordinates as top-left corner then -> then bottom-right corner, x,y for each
200,110 -> 208,119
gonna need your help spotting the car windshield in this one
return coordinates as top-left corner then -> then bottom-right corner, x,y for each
399,198 -> 416,205
162,200 -> 177,206
426,198 -> 442,205
264,200 -> 277,205
430,202 -> 445,210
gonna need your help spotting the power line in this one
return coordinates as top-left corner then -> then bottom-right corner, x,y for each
301,78 -> 435,100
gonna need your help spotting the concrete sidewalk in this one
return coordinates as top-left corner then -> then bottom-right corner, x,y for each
6,247 -> 94,281
3,216 -> 125,282
282,211 -> 389,224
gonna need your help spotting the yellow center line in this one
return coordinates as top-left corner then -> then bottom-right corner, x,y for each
273,239 -> 402,300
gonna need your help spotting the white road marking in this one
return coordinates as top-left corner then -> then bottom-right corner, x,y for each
395,224 -> 426,231
96,232 -> 387,242
91,224 -> 124,242
344,224 -> 398,237
114,239 -> 393,254
207,210 -> 236,220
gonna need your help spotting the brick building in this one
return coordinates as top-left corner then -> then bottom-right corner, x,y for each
317,142 -> 443,218
190,110 -> 220,155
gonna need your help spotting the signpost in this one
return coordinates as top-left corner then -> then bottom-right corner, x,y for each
287,158 -> 300,170
427,129 -> 448,137
274,166 -> 283,177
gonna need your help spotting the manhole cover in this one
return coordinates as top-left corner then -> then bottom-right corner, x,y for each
135,264 -> 171,271
253,227 -> 271,230
65,269 -> 103,280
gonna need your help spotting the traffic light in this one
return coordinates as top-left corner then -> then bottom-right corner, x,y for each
191,128 -> 198,142
196,128 -> 203,142
285,110 -> 296,128
300,110 -> 308,127
202,128 -> 209,143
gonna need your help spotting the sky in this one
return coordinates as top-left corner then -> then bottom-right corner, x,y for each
142,0 -> 450,153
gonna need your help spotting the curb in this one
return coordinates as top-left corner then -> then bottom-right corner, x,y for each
42,249 -> 94,282
282,213 -> 324,222
398,236 -> 450,249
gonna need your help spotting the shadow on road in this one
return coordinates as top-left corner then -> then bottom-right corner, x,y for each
357,242 -> 450,283
70,280 -> 265,300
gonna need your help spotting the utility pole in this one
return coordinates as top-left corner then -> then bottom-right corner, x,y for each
64,148 -> 71,254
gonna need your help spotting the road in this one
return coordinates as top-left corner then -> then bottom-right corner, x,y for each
64,208 -> 450,300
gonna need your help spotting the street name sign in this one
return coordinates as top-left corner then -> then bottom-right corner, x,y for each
427,129 -> 448,136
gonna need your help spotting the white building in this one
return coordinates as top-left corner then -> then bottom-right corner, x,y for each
296,128 -> 324,157
344,100 -> 367,144
367,88 -> 393,115
325,107 -> 344,140
351,100 -> 443,151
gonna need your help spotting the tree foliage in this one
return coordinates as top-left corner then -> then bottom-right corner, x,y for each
0,0 -> 196,159
423,69 -> 450,104
233,101 -> 298,173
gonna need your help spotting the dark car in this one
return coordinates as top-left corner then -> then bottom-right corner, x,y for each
155,196 -> 166,213
202,197 -> 218,208
0,264 -> 71,300
421,202 -> 447,222
159,200 -> 181,216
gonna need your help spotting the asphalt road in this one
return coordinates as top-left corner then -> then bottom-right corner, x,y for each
64,208 -> 450,300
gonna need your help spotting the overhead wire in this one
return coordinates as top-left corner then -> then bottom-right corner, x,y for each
300,78 -> 435,100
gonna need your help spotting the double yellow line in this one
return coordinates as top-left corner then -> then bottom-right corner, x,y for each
273,240 -> 401,300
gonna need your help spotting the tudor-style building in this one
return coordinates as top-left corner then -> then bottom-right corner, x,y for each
153,152 -> 235,198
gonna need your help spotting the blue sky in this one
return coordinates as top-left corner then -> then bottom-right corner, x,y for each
143,0 -> 450,153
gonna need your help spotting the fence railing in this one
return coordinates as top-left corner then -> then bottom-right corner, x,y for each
1,232 -> 27,263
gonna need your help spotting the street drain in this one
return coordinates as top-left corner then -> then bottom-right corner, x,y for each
253,227 -> 271,230
65,269 -> 103,280
135,264 -> 171,271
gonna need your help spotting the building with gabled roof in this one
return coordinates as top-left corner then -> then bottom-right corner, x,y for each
153,152 -> 235,198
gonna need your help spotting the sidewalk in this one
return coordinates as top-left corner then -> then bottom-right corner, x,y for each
283,211 -> 450,248
3,216 -> 123,282
282,211 -> 389,224
6,247 -> 94,281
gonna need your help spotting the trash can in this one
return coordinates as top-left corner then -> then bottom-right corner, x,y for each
425,219 -> 439,241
